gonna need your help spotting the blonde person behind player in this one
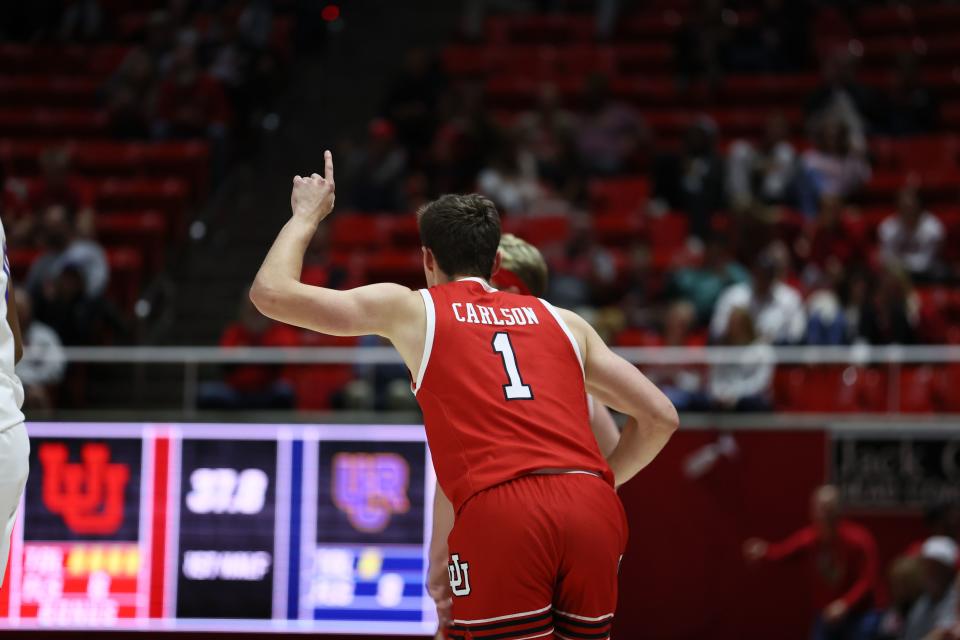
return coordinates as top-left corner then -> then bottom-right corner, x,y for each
425,233 -> 623,637
252,153 -> 678,639
0,217 -> 28,586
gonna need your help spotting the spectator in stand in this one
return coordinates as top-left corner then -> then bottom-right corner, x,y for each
13,286 -> 65,411
727,112 -> 798,210
857,264 -> 918,345
299,225 -> 349,290
667,235 -> 749,325
647,301 -> 707,411
26,204 -> 109,301
575,74 -> 648,177
711,244 -> 806,345
754,0 -> 811,72
381,48 -> 446,154
105,47 -> 158,139
798,116 -> 871,218
429,84 -> 499,196
877,555 -> 926,640
798,195 -> 865,289
197,289 -> 298,410
343,118 -> 408,213
619,240 -> 663,330
743,485 -> 880,640
548,216 -> 618,309
461,0 -> 621,41
673,0 -> 733,87
25,147 -> 96,240
58,0 -> 103,41
476,133 -> 546,215
32,263 -> 120,345
879,185 -> 946,283
516,84 -> 579,197
707,307 -> 775,411
884,53 -> 939,136
901,537 -> 958,640
152,42 -> 231,140
806,51 -> 879,148
653,117 -> 725,240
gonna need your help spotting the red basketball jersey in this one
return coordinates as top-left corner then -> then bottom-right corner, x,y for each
413,278 -> 613,512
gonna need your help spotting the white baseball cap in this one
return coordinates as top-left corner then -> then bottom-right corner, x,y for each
921,536 -> 959,568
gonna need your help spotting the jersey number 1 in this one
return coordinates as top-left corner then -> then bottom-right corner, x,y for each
492,332 -> 533,400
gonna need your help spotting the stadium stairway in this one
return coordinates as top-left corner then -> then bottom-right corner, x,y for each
162,0 -> 462,348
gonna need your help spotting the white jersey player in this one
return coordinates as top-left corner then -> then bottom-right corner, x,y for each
0,217 -> 27,585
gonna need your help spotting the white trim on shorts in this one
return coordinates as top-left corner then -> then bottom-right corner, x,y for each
553,608 -> 615,622
413,288 -> 436,395
452,603 -> 552,625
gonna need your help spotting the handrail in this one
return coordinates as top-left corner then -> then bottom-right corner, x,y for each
41,344 -> 960,365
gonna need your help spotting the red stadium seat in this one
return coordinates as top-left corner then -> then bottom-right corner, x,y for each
870,136 -> 960,173
593,213 -> 644,247
589,177 -> 650,214
0,141 -> 210,197
387,216 -> 421,248
93,178 -> 191,234
0,77 -> 100,108
363,251 -> 423,289
0,109 -> 109,138
502,215 -> 571,248
105,247 -> 145,310
897,366 -> 937,413
647,214 -> 689,253
95,211 -> 168,273
0,44 -> 128,76
329,215 -> 389,251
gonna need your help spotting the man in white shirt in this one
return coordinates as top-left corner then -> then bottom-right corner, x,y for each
0,218 -> 28,585
710,246 -> 807,345
879,185 -> 945,280
901,536 -> 958,640
14,286 -> 65,409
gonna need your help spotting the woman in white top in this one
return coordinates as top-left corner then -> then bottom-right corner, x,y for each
0,217 -> 28,585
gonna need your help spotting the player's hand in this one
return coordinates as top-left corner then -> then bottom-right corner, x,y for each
427,561 -> 453,632
823,599 -> 847,625
742,538 -> 768,563
290,150 -> 335,226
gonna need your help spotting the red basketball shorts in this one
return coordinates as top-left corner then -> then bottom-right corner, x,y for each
444,473 -> 628,640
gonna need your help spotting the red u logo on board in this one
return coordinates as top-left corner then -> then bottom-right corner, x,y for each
40,443 -> 130,535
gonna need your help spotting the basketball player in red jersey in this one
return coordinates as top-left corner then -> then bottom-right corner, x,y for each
251,152 -> 678,640
426,233 -> 622,638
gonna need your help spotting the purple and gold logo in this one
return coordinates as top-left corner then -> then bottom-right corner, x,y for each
331,453 -> 410,533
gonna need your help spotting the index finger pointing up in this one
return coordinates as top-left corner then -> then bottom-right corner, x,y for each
324,150 -> 334,183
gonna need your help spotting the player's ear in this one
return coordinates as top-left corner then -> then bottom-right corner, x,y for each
422,246 -> 435,274
490,249 -> 502,278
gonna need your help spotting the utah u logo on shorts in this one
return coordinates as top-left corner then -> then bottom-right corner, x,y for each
448,553 -> 471,596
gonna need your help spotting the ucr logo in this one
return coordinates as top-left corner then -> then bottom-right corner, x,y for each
40,443 -> 130,535
331,453 -> 410,533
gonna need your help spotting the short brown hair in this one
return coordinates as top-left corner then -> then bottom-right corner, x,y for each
417,194 -> 501,279
497,233 -> 548,297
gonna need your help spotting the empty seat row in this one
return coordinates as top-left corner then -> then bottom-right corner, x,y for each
0,77 -> 101,108
0,109 -> 109,138
0,44 -> 128,77
480,70 -> 960,111
14,176 -> 190,232
0,140 -> 210,197
775,364 -> 960,412
8,246 -> 143,310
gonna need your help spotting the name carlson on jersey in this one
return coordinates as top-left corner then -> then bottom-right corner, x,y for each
452,303 -> 540,326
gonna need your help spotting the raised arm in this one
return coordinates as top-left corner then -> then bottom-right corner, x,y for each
559,308 -> 678,487
249,152 -> 424,361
